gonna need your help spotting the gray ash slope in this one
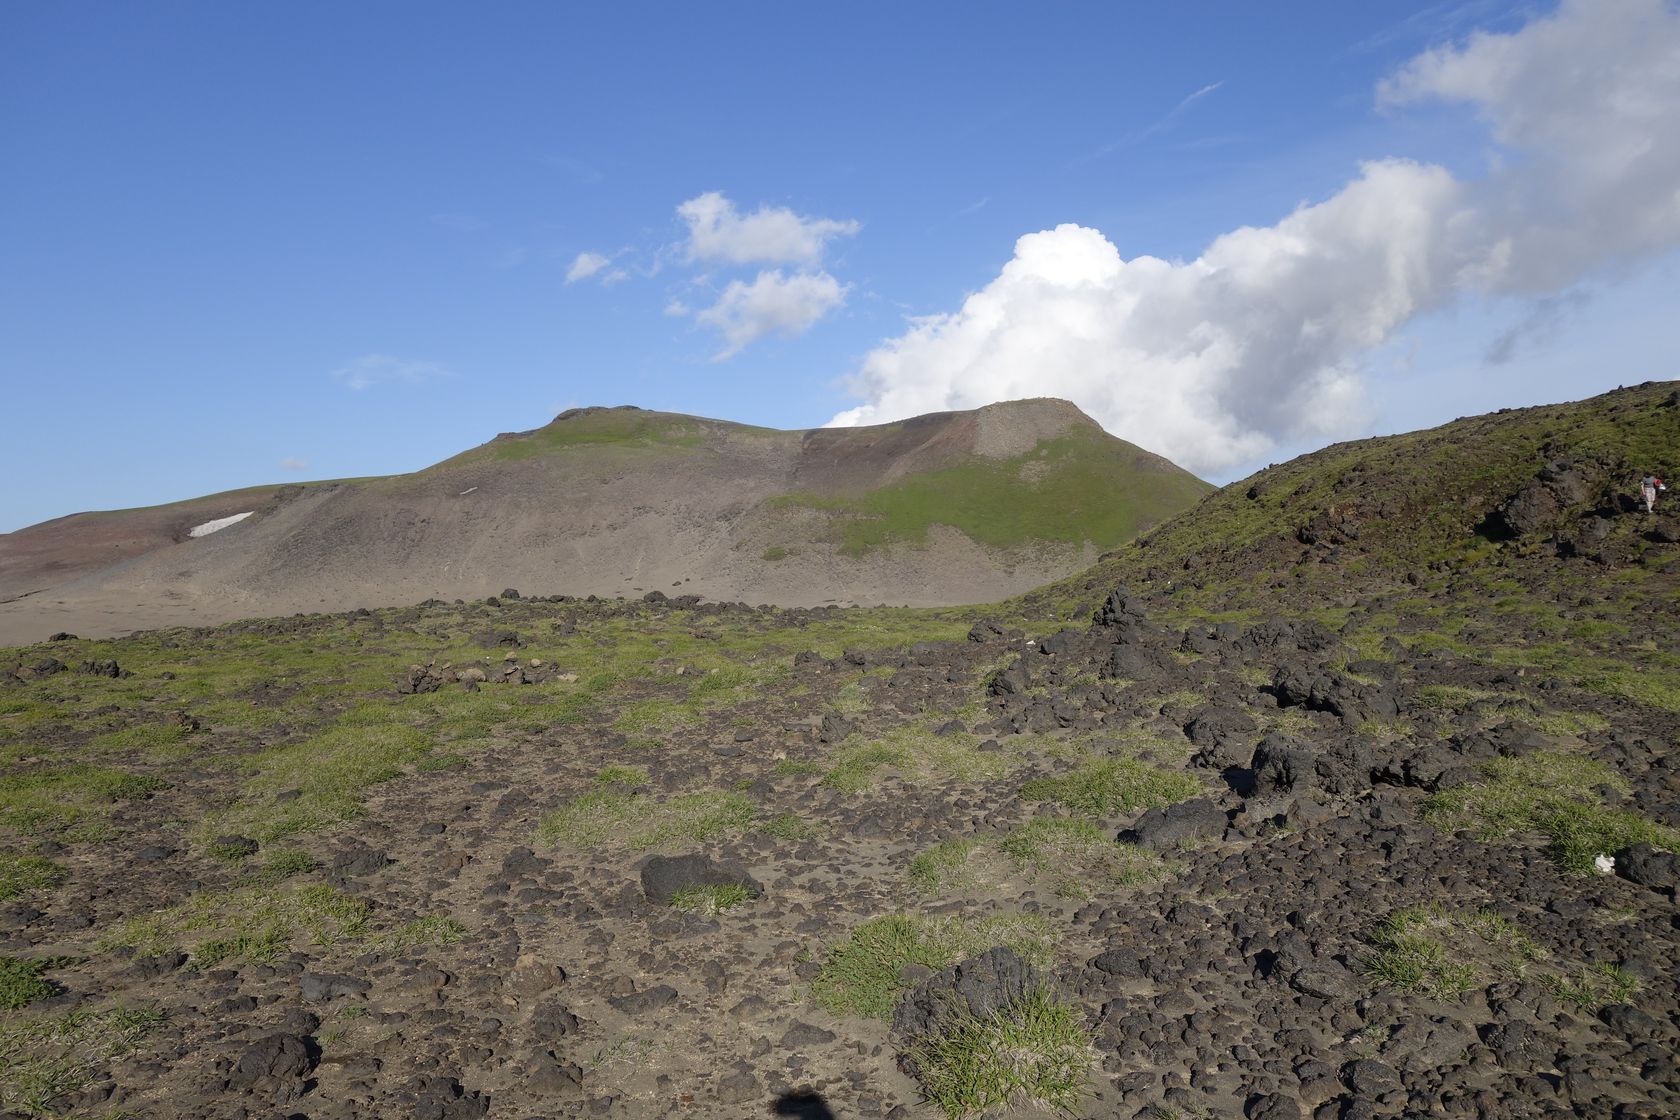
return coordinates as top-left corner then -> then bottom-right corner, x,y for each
1,381 -> 1678,1119
0,398 -> 1209,644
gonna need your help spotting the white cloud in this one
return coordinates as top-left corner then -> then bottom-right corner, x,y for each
332,354 -> 451,391
566,251 -> 612,283
833,0 -> 1680,478
695,270 -> 848,360
678,191 -> 859,265
278,456 -> 309,471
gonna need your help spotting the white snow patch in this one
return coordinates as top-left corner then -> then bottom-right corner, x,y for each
458,487 -> 478,496
188,511 -> 254,538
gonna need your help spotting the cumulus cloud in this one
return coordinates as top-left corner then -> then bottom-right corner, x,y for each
278,457 -> 309,471
332,354 -> 452,391
695,270 -> 848,360
678,191 -> 860,265
833,0 -> 1680,477
566,251 -> 612,283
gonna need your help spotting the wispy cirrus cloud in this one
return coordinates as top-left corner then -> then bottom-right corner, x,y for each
278,456 -> 309,471
331,354 -> 452,391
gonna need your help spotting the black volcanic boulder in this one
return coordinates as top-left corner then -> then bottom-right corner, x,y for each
1251,734 -> 1316,796
230,1033 -> 319,1094
638,853 -> 763,906
1125,798 -> 1227,850
1614,843 -> 1679,899
1095,586 -> 1147,626
892,946 -> 1044,1082
1185,704 -> 1260,768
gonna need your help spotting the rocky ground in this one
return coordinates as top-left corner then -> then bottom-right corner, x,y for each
2,567 -> 1677,1120
2,384 -> 1677,1119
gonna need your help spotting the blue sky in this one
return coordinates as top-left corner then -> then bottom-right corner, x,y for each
4,1 -> 1677,531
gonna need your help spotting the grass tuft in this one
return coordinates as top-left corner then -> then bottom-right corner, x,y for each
535,789 -> 755,851
909,988 -> 1095,1120
0,1007 -> 165,1115
0,854 -> 65,901
667,883 -> 755,915
1423,751 -> 1680,872
0,957 -> 55,1011
811,913 -> 1055,1020
1018,755 -> 1200,817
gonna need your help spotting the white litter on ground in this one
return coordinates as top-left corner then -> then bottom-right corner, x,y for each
459,487 -> 478,496
188,511 -> 254,538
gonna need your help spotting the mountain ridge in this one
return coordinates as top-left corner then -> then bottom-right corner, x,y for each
0,398 -> 1209,643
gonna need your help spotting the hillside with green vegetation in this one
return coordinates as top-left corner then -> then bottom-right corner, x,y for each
2,383 -> 1678,1119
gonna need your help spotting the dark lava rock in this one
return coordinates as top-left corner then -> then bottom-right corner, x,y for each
1246,1093 -> 1304,1120
1124,798 -> 1227,851
211,835 -> 259,858
1288,962 -> 1354,1000
299,972 -> 371,1002
135,845 -> 175,862
780,1022 -> 836,1047
608,984 -> 678,1015
327,841 -> 390,883
1252,734 -> 1317,797
819,712 -> 855,743
988,660 -> 1031,696
892,945 -> 1041,1043
638,853 -> 763,906
127,951 -> 187,979
1614,842 -> 1679,897
230,1033 -> 319,1088
409,1074 -> 490,1120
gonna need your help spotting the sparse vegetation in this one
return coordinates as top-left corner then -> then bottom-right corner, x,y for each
908,988 -> 1095,1120
0,1006 -> 165,1116
811,913 -> 1055,1020
0,854 -> 63,901
667,883 -> 755,915
1018,755 -> 1201,817
1423,752 -> 1680,872
535,789 -> 755,851
0,957 -> 55,1011
100,882 -> 371,966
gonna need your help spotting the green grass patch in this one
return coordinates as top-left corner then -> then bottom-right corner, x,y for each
89,721 -> 194,760
375,915 -> 467,953
1018,755 -> 1200,817
0,957 -> 55,1011
1423,751 -> 1680,872
1546,962 -> 1640,1012
0,766 -> 167,840
999,816 -> 1174,899
772,426 -> 1209,555
909,988 -> 1095,1119
0,1006 -> 165,1116
206,716 -> 431,842
416,751 -> 470,773
760,546 -> 790,562
771,759 -> 824,777
822,742 -> 914,793
909,838 -> 987,894
595,764 -> 649,786
535,789 -> 755,851
0,854 -> 64,901
667,883 -> 756,915
99,882 -> 370,966
1363,908 -> 1482,1001
810,913 -> 1055,1020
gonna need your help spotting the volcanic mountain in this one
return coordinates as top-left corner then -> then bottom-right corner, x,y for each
0,399 -> 1210,643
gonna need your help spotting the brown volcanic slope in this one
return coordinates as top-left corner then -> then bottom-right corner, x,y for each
0,399 -> 1209,643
